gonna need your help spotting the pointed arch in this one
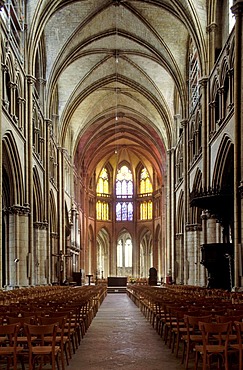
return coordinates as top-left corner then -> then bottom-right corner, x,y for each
2,131 -> 24,206
117,228 -> 133,277
88,224 -> 95,276
212,134 -> 234,192
139,227 -> 153,278
33,167 -> 43,222
220,58 -> 231,117
97,227 -> 110,278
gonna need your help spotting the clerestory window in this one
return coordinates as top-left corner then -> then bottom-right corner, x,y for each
116,165 -> 133,221
96,167 -> 110,220
139,168 -> 153,220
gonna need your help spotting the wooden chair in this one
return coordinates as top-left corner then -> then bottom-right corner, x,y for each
46,309 -> 75,357
37,315 -> 69,370
181,315 -> 212,369
57,308 -> 79,353
230,321 -> 243,369
194,321 -> 231,370
170,307 -> 193,357
25,323 -> 60,370
0,323 -> 24,370
215,314 -> 243,343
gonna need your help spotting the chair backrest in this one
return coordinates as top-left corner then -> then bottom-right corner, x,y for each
215,314 -> 243,324
199,321 -> 231,346
234,321 -> 243,346
0,323 -> 22,369
37,316 -> 66,333
227,309 -> 243,316
6,315 -> 35,326
183,314 -> 212,340
185,314 -> 212,330
0,323 -> 20,344
25,323 -> 58,349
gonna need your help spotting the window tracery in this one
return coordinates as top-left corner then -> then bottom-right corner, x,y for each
139,167 -> 153,220
96,167 -> 110,221
189,39 -> 201,112
115,165 -> 133,221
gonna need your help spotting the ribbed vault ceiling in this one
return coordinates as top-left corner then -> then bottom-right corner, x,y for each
28,0 -> 207,180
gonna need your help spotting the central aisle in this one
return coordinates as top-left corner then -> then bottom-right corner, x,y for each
68,293 -> 185,370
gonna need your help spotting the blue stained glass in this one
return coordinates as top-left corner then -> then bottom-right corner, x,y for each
128,203 -> 133,220
116,203 -> 121,221
122,202 -> 127,221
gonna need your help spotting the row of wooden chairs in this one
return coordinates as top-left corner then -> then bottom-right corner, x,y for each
0,284 -> 107,369
127,284 -> 243,369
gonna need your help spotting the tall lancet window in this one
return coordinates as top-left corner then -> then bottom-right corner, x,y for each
96,167 -> 110,220
189,38 -> 201,112
116,165 -> 133,221
139,167 -> 153,220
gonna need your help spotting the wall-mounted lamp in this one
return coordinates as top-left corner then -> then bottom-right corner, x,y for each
14,258 -> 19,263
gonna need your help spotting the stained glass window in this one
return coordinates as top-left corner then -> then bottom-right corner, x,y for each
96,200 -> 109,221
139,168 -> 153,220
116,165 -> 133,198
140,168 -> 152,194
97,168 -> 109,195
189,38 -> 201,112
116,165 -> 133,221
96,167 -> 110,220
116,202 -> 133,221
140,200 -> 153,220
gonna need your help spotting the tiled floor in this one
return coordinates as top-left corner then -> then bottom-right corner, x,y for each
67,293 -> 187,370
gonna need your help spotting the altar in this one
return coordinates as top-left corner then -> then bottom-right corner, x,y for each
107,276 -> 127,287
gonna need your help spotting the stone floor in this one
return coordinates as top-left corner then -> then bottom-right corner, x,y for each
67,293 -> 187,370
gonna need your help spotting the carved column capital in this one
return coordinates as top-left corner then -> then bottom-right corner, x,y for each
26,75 -> 36,85
34,221 -> 48,230
181,119 -> 188,128
206,22 -> 218,33
3,204 -> 30,215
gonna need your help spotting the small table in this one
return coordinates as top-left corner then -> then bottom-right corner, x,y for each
86,274 -> 93,285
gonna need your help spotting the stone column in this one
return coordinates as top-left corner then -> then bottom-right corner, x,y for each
166,149 -> 172,279
207,23 -> 218,71
18,97 -> 25,132
199,77 -> 208,192
0,4 -> 4,287
175,233 -> 184,284
182,119 -> 189,284
50,232 -> 59,283
26,75 -> 36,285
206,212 -> 217,243
200,211 -> 207,286
2,65 -> 9,111
186,224 -> 202,285
57,147 -> 65,266
44,119 -> 52,284
33,222 -> 48,285
198,77 -> 209,286
231,0 -> 243,287
8,205 -> 30,287
9,82 -> 16,117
